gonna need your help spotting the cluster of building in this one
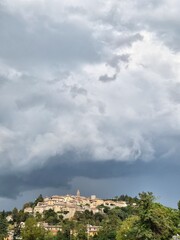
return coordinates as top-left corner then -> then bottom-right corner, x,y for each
4,191 -> 127,239
24,190 -> 127,219
4,225 -> 101,240
40,223 -> 101,237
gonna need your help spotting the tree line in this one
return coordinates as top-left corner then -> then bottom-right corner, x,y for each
1,192 -> 180,240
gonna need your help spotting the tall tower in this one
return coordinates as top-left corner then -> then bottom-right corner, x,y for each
77,189 -> 80,197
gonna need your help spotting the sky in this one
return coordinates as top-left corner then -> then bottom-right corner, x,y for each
1,0 -> 180,210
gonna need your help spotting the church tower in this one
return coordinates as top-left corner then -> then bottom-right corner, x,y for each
77,189 -> 80,197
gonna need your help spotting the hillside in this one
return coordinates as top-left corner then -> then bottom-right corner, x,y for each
1,192 -> 180,240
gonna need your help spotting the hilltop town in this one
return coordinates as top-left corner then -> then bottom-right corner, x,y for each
1,192 -> 180,240
24,190 -> 127,219
3,190 -> 129,240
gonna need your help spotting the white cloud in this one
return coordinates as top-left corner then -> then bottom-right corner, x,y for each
0,0 -> 180,174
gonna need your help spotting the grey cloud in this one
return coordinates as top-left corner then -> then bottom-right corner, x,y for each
0,61 -> 179,169
0,9 -> 100,69
99,54 -> 130,83
16,94 -> 45,110
111,1 -> 180,51
99,73 -> 117,82
149,22 -> 180,51
1,0 -> 180,208
135,0 -> 164,8
0,152 -> 179,199
0,75 -> 7,86
70,85 -> 87,98
169,83 -> 180,103
108,54 -> 129,68
115,33 -> 143,47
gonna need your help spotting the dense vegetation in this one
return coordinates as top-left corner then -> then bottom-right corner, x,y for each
1,192 -> 180,240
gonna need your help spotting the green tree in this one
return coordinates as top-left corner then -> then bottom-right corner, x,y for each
116,192 -> 176,240
75,224 -> 87,240
43,209 -> 59,225
0,213 -> 8,240
23,202 -> 34,210
35,212 -> 43,222
116,215 -> 139,240
178,201 -> 180,212
94,212 -> 104,223
94,215 -> 120,240
117,195 -> 139,205
34,194 -> 44,206
55,230 -> 64,239
21,217 -> 46,240
12,208 -> 19,223
136,192 -> 175,239
57,220 -> 77,240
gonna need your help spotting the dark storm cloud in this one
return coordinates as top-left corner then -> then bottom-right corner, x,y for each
1,151 -> 180,199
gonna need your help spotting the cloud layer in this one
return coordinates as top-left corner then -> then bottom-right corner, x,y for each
1,0 -> 180,200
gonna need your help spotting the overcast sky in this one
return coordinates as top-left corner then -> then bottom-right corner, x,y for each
1,0 -> 180,210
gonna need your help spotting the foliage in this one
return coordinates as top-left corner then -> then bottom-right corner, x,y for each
116,215 -> 139,240
59,222 -> 71,240
92,210 -> 121,240
2,191 -> 180,240
178,200 -> 180,211
34,194 -> 44,206
12,208 -> 19,223
23,202 -> 34,210
21,217 -> 47,240
116,192 -> 177,240
75,224 -> 87,240
43,209 -> 59,225
116,195 -> 139,205
0,213 -> 8,240
74,210 -> 104,225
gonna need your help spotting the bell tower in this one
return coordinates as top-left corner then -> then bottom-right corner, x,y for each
77,189 -> 80,197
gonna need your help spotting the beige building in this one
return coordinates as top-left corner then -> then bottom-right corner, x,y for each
29,191 -> 127,219
24,207 -> 33,214
41,223 -> 62,236
87,224 -> 101,237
